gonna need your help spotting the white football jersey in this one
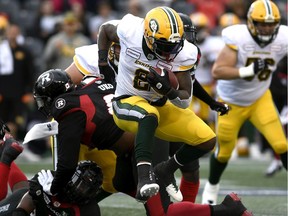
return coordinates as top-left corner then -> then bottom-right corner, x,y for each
73,44 -> 100,76
217,24 -> 288,106
116,14 -> 198,102
196,36 -> 224,85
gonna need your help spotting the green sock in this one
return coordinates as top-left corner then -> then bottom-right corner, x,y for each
135,115 -> 158,163
209,154 -> 228,184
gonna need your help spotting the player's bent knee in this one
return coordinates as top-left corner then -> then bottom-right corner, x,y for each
217,155 -> 230,163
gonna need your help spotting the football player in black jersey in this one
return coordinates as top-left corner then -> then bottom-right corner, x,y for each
11,161 -> 102,216
33,69 -> 135,197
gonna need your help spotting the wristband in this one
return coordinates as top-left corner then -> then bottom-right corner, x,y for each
238,64 -> 254,78
98,50 -> 109,63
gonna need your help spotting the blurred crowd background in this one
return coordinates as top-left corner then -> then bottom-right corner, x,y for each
0,0 -> 287,167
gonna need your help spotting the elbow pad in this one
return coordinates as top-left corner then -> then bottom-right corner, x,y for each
170,96 -> 192,109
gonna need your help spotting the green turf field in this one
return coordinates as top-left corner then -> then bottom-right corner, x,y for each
17,157 -> 287,216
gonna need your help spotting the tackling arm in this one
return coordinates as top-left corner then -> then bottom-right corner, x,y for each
97,22 -> 120,83
193,79 -> 229,116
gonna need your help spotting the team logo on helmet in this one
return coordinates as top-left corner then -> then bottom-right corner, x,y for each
39,72 -> 53,87
149,19 -> 159,33
55,98 -> 66,109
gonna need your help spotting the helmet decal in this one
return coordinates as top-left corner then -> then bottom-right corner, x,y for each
149,19 -> 159,35
39,72 -> 53,86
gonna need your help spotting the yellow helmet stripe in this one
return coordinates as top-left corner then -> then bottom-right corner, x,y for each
161,7 -> 179,35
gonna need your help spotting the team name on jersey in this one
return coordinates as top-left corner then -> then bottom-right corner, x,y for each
253,51 -> 271,55
98,83 -> 114,91
135,59 -> 150,69
135,59 -> 173,71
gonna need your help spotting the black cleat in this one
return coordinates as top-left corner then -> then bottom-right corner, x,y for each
135,165 -> 159,203
154,161 -> 183,202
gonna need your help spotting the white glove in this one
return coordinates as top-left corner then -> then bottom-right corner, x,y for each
37,169 -> 54,195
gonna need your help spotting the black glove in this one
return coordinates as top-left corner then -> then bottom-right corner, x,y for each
147,67 -> 172,95
253,58 -> 265,74
210,101 -> 230,116
29,178 -> 44,200
99,64 -> 116,84
0,119 -> 10,140
1,137 -> 23,165
28,178 -> 50,216
98,49 -> 116,84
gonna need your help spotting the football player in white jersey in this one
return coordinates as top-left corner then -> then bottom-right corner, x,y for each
97,6 -> 229,202
202,0 -> 288,205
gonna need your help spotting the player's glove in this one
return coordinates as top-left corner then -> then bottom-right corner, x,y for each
29,178 -> 44,200
210,101 -> 230,116
0,119 -> 10,140
239,59 -> 265,78
37,169 -> 54,195
29,176 -> 50,216
147,67 -> 172,95
98,50 -> 116,84
253,58 -> 265,74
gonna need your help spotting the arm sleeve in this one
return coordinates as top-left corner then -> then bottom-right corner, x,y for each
50,111 -> 86,195
193,79 -> 214,106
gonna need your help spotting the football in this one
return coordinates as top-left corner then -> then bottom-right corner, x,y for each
152,67 -> 179,90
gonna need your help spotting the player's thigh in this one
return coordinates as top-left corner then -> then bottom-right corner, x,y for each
251,91 -> 288,154
112,96 -> 159,133
79,145 -> 117,193
156,103 -> 215,145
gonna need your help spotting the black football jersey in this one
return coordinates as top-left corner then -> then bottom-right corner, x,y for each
51,78 -> 123,150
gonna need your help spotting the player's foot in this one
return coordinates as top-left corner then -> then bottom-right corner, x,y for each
221,192 -> 253,216
154,161 -> 183,202
1,138 -> 23,165
135,165 -> 159,203
202,181 -> 219,205
265,159 -> 283,177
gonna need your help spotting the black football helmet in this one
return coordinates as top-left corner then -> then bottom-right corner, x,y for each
64,160 -> 103,205
178,13 -> 197,44
33,69 -> 74,117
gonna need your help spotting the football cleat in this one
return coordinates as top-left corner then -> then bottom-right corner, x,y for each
222,192 -> 253,216
154,161 -> 183,202
202,182 -> 219,205
136,165 -> 159,203
265,159 -> 283,177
